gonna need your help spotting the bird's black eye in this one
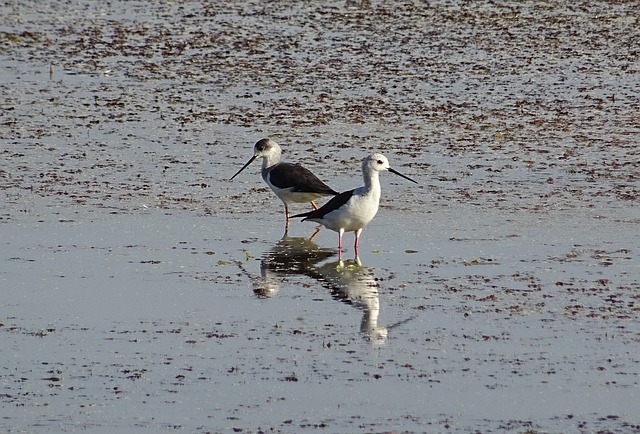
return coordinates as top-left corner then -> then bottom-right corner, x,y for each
377,160 -> 383,165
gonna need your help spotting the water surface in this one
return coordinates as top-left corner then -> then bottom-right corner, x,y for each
1,1 -> 639,432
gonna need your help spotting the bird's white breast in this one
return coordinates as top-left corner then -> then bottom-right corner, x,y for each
321,190 -> 380,232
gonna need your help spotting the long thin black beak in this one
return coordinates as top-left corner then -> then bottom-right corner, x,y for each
229,155 -> 258,180
388,167 -> 418,184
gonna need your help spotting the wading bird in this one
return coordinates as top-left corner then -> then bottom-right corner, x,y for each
292,153 -> 417,259
230,138 -> 339,230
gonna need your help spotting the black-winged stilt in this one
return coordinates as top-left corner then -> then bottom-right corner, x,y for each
291,153 -> 417,259
230,138 -> 339,230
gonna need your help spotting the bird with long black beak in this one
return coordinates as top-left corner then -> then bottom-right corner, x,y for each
230,138 -> 339,231
291,153 -> 418,260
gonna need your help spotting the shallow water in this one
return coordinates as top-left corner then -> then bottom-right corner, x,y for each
1,1 -> 639,433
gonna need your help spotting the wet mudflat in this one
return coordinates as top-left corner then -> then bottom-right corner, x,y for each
1,1 -> 639,433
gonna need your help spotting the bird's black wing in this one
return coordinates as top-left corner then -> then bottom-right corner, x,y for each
270,163 -> 339,195
291,190 -> 355,220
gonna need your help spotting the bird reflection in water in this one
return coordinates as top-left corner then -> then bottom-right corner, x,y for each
254,234 -> 336,297
310,257 -> 389,343
254,234 -> 403,343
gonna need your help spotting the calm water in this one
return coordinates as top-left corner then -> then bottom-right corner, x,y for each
1,1 -> 638,432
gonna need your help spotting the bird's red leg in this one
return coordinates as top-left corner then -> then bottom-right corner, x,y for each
309,226 -> 321,241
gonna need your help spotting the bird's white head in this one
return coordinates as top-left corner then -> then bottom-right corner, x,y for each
253,138 -> 281,159
229,138 -> 283,180
363,153 -> 418,184
364,153 -> 390,173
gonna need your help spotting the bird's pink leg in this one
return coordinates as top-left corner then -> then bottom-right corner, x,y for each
338,229 -> 344,261
310,200 -> 319,210
354,229 -> 362,258
284,204 -> 290,233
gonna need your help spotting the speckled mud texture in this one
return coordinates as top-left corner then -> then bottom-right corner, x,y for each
1,1 -> 639,433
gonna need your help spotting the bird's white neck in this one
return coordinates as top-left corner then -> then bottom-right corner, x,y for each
261,149 -> 281,171
362,166 -> 381,197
